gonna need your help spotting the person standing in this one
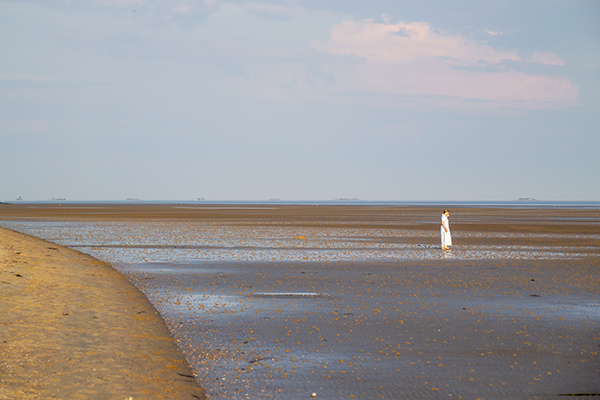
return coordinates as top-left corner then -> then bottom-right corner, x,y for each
441,209 -> 452,250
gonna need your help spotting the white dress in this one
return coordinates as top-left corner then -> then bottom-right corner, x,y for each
441,214 -> 452,248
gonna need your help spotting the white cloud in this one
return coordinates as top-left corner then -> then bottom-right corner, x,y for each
313,21 -> 521,66
528,51 -> 565,66
484,29 -> 503,36
311,20 -> 579,111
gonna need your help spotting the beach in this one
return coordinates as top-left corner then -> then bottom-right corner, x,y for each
0,226 -> 205,399
1,203 -> 599,399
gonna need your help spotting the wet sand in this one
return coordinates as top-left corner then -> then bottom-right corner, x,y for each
1,203 -> 599,399
0,227 -> 206,399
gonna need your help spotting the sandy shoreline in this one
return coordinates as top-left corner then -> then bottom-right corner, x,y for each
0,227 -> 205,399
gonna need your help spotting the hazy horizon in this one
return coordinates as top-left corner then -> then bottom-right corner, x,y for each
4,197 -> 599,204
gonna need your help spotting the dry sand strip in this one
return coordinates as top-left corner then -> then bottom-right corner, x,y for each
0,228 -> 206,400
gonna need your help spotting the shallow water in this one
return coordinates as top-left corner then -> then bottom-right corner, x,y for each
2,215 -> 599,400
3,220 -> 597,263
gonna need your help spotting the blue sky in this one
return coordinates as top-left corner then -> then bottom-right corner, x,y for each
1,0 -> 599,201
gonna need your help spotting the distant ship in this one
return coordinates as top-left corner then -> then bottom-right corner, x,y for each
516,198 -> 536,201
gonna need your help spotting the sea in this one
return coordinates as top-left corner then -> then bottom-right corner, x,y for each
6,199 -> 600,207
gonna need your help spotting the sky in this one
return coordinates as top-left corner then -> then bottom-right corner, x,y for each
1,0 -> 599,202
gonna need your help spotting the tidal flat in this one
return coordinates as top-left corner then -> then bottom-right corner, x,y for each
1,204 -> 599,399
